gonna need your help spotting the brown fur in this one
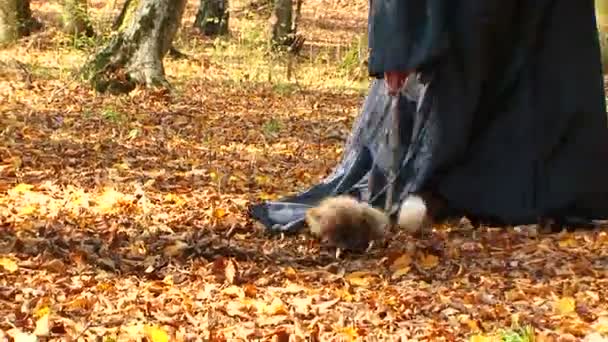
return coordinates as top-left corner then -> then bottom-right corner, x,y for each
306,195 -> 389,252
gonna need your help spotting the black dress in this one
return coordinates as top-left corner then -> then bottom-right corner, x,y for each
249,0 -> 608,232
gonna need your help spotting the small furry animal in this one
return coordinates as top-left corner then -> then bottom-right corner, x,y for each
306,195 -> 389,252
397,194 -> 430,234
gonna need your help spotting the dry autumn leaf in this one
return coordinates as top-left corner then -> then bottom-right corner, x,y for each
143,325 -> 170,342
345,271 -> 377,287
558,235 -> 578,248
0,257 -> 18,273
418,253 -> 439,269
556,296 -> 577,315
163,240 -> 189,257
225,258 -> 239,284
33,313 -> 50,337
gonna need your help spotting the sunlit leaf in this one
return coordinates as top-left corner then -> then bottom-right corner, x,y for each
558,235 -> 578,248
345,271 -> 377,287
555,296 -> 576,315
0,257 -> 18,273
143,325 -> 169,342
418,254 -> 439,269
33,314 -> 50,337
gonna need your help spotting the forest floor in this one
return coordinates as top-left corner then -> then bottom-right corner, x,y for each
1,0 -> 608,341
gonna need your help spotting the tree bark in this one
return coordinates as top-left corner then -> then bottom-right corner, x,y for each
81,0 -> 187,94
194,0 -> 229,36
269,0 -> 292,47
61,0 -> 95,37
16,0 -> 42,37
0,0 -> 18,45
597,0 -> 608,74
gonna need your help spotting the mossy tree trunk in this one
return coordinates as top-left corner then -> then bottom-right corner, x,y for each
268,0 -> 292,46
194,0 -> 229,36
82,0 -> 187,94
61,0 -> 95,37
0,0 -> 18,45
17,0 -> 42,37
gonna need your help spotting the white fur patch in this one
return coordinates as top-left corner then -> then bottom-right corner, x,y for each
397,195 -> 428,234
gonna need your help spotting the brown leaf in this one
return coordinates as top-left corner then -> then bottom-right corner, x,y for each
163,240 -> 189,257
43,259 -> 66,273
225,258 -> 239,284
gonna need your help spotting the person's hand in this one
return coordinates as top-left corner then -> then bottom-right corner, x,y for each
384,70 -> 411,96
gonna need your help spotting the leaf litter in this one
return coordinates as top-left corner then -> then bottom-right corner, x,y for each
1,0 -> 608,341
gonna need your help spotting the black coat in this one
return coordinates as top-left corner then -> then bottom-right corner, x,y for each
250,0 -> 608,231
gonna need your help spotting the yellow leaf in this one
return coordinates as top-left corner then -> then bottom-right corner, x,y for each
558,235 -> 578,248
163,193 -> 185,206
221,285 -> 245,298
9,183 -> 33,195
469,335 -> 499,342
33,313 -> 50,337
264,297 -> 288,315
18,205 -> 37,216
34,306 -> 50,319
213,208 -> 228,218
390,254 -> 412,270
391,266 -> 411,279
418,254 -> 439,269
0,257 -> 18,273
11,156 -> 22,169
143,325 -> 169,342
555,297 -> 576,315
345,271 -> 377,287
339,326 -> 359,341
284,266 -> 297,279
592,316 -> 608,334
465,318 -> 481,332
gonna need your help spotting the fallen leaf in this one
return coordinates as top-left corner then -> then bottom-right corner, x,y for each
391,266 -> 411,279
312,298 -> 340,314
339,326 -> 359,341
213,208 -> 228,218
418,254 -> 439,269
261,297 -> 288,315
558,235 -> 578,248
390,254 -> 412,270
345,271 -> 377,287
556,296 -> 576,315
163,240 -> 189,257
291,296 -> 313,316
225,258 -> 238,284
43,259 -> 66,273
592,316 -> 608,334
221,285 -> 245,298
0,257 -> 18,273
33,314 -> 50,337
243,283 -> 258,298
143,325 -> 169,342
8,330 -> 38,342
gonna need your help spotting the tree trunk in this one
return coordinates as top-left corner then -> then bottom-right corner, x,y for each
269,0 -> 292,47
194,0 -> 229,36
597,0 -> 608,74
17,0 -> 42,37
0,0 -> 18,45
61,0 -> 95,37
81,0 -> 187,94
291,0 -> 302,34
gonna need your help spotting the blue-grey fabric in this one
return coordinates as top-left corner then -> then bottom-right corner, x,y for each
249,0 -> 608,232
